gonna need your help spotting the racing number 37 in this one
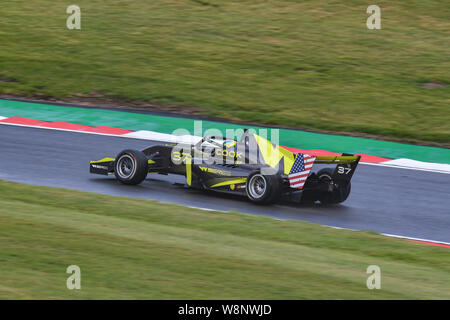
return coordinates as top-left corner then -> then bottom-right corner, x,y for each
338,166 -> 352,174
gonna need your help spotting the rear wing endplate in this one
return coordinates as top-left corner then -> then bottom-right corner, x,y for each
315,154 -> 361,182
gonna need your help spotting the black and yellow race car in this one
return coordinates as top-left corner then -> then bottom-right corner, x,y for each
90,130 -> 360,204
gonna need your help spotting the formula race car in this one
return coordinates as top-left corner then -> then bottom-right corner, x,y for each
90,130 -> 360,204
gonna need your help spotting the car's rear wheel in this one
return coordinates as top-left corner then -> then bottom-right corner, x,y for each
246,172 -> 281,204
114,149 -> 148,185
317,168 -> 351,204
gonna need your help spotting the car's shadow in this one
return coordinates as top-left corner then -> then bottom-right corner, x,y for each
88,176 -> 348,213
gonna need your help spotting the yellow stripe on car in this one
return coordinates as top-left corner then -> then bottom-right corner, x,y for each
185,157 -> 192,186
90,157 -> 115,164
315,156 -> 359,164
210,178 -> 247,188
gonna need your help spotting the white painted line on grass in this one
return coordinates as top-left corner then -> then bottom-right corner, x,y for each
381,233 -> 450,246
187,205 -> 229,212
324,224 -> 450,247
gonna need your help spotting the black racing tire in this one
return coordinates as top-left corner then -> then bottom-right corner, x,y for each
317,168 -> 351,204
114,149 -> 148,185
246,171 -> 281,204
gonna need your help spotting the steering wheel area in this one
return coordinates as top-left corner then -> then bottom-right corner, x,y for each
195,136 -> 223,152
194,136 -> 238,160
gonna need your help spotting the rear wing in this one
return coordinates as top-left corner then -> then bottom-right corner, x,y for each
314,154 -> 361,182
314,155 -> 360,164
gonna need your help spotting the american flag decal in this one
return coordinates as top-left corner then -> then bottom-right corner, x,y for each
288,154 -> 316,189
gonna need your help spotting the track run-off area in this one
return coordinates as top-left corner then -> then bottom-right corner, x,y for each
0,98 -> 449,246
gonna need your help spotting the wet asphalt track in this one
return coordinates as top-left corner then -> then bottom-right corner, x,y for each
0,125 -> 449,242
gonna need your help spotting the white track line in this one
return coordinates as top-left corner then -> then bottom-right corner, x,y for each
381,233 -> 450,246
0,121 -> 127,137
361,161 -> 450,174
187,206 -> 228,212
325,225 -> 450,247
0,121 -> 203,143
372,158 -> 450,174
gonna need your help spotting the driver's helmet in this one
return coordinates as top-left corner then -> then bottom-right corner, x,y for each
222,139 -> 236,149
201,138 -> 236,149
200,140 -> 217,149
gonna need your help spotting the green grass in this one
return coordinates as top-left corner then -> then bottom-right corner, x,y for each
0,1 -> 449,143
0,180 -> 449,299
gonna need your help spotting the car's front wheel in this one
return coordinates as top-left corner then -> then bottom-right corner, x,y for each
114,149 -> 148,185
246,172 -> 281,204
